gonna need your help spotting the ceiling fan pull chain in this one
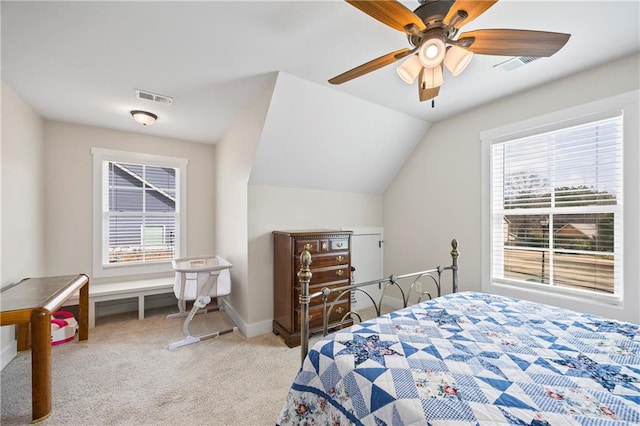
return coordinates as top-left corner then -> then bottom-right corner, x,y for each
431,71 -> 437,109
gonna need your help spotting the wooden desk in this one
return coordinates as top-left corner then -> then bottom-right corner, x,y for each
0,274 -> 89,422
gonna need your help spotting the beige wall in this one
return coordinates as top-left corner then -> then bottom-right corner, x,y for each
1,83 -> 46,368
383,53 -> 640,322
215,76 -> 277,335
247,185 -> 383,335
43,121 -> 216,282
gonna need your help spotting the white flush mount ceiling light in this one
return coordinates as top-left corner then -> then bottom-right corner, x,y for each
443,45 -> 474,76
418,37 -> 446,68
396,54 -> 422,84
130,110 -> 157,126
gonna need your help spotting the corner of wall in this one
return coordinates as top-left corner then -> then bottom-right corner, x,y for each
214,73 -> 279,326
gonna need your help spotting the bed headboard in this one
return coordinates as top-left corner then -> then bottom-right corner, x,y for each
297,239 -> 460,363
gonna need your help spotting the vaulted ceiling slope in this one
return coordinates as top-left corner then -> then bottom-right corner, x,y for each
249,72 -> 430,194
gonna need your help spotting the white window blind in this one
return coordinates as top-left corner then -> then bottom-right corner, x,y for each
491,114 -> 623,297
104,161 -> 178,265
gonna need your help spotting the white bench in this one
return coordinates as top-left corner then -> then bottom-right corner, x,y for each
64,278 -> 174,328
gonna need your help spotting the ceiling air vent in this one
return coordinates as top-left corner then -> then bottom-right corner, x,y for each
135,89 -> 173,106
493,56 -> 541,72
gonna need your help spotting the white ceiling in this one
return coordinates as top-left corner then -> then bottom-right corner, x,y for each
2,1 -> 639,145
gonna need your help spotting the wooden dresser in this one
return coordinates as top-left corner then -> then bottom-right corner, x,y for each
272,230 -> 352,347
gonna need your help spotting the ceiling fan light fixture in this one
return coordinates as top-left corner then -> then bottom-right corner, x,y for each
396,54 -> 422,84
130,110 -> 157,126
420,64 -> 443,89
444,46 -> 474,76
418,37 -> 446,68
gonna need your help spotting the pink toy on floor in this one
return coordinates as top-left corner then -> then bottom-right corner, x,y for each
50,311 -> 77,346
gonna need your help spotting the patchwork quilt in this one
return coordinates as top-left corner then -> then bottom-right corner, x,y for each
277,291 -> 640,425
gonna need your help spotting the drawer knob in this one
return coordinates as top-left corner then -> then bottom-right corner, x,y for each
337,241 -> 344,248
336,255 -> 344,262
336,270 -> 344,277
304,243 -> 313,251
336,307 -> 344,314
321,242 -> 328,251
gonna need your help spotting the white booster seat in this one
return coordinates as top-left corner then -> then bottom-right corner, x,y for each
167,256 -> 237,350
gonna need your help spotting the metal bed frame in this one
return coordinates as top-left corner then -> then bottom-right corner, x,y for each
297,239 -> 460,363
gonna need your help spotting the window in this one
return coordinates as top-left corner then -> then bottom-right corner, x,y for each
490,115 -> 623,299
92,148 -> 188,277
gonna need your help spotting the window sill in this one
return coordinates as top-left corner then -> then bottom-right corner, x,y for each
93,260 -> 173,279
489,278 -> 622,308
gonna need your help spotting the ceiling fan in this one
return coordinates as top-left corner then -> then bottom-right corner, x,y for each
329,0 -> 571,103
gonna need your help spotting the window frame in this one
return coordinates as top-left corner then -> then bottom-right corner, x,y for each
481,91 -> 639,309
92,148 -> 188,278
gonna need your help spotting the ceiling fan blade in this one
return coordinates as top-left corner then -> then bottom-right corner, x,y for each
329,48 -> 411,85
346,0 -> 426,33
419,85 -> 440,102
418,69 -> 440,102
444,1 -> 498,28
458,29 -> 571,57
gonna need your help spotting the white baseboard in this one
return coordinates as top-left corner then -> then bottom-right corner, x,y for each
220,298 -> 273,338
1,339 -> 17,371
245,318 -> 273,338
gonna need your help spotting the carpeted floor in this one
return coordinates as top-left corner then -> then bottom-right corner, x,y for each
0,306 -> 303,425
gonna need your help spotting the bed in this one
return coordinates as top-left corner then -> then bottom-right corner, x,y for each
277,240 -> 640,425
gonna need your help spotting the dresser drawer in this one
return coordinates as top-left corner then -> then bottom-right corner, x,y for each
295,253 -> 349,270
295,300 -> 351,331
295,235 -> 350,254
308,265 -> 350,283
330,238 -> 349,251
295,280 -> 350,307
295,239 -> 320,254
